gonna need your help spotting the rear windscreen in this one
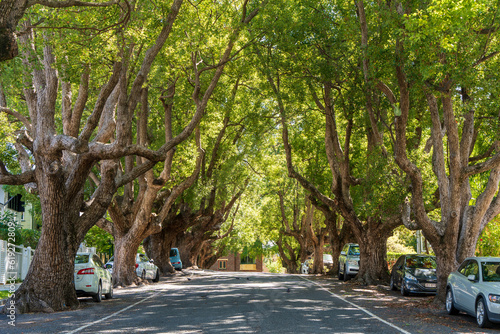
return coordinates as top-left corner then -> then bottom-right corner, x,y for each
75,255 -> 89,264
170,249 -> 178,257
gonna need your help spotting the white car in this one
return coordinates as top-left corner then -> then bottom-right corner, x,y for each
446,257 -> 500,328
74,252 -> 113,302
136,253 -> 160,282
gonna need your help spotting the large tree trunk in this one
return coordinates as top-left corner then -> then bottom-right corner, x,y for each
113,234 -> 143,286
144,230 -> 176,275
13,178 -> 80,313
356,224 -> 391,284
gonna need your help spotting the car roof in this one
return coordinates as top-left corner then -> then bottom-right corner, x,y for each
464,257 -> 500,262
405,254 -> 435,257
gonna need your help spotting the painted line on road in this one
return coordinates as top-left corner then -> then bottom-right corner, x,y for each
300,276 -> 412,334
64,291 -> 161,334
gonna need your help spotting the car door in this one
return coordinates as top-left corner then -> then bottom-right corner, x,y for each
339,244 -> 349,273
453,260 -> 471,310
142,254 -> 153,279
394,256 -> 405,288
93,255 -> 110,292
461,260 -> 480,315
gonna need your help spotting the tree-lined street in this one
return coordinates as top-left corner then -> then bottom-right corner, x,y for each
3,270 -> 499,333
0,0 -> 499,325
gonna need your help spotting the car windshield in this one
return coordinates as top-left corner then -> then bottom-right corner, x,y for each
405,256 -> 436,269
75,255 -> 89,264
481,261 -> 500,282
348,246 -> 360,256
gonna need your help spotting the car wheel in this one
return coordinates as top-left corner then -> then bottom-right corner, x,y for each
400,280 -> 409,296
390,275 -> 397,291
343,265 -> 349,282
92,282 -> 102,303
141,270 -> 146,280
152,270 -> 160,282
338,264 -> 344,280
476,297 -> 492,328
105,283 -> 113,299
445,289 -> 458,315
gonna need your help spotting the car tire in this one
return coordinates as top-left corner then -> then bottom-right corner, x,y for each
338,264 -> 344,280
105,284 -> 113,299
476,297 -> 492,328
445,288 -> 459,315
343,265 -> 349,282
400,280 -> 409,296
390,275 -> 397,291
93,282 -> 102,303
152,270 -> 160,282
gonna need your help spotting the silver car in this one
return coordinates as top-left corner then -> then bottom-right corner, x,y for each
446,257 -> 500,328
338,243 -> 360,281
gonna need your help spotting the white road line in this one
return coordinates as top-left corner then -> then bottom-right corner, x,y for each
64,291 -> 161,334
300,276 -> 412,334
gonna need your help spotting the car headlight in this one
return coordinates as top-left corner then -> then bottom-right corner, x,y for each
405,272 -> 417,281
348,259 -> 358,266
489,294 -> 500,304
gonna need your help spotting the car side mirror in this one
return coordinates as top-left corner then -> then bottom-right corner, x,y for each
467,274 -> 476,282
341,251 -> 346,255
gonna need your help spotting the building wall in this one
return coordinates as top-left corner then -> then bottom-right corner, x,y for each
0,187 -> 34,229
209,253 -> 265,272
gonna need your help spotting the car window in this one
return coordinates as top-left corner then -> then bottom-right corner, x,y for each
93,255 -> 104,267
481,261 -> 500,282
75,254 -> 89,264
348,245 -> 360,256
395,256 -> 404,268
342,245 -> 349,253
170,249 -> 178,257
405,256 -> 436,269
464,260 -> 479,280
458,260 -> 469,275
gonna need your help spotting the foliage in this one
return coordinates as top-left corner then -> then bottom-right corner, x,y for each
83,226 -> 114,256
476,217 -> 500,257
264,255 -> 285,274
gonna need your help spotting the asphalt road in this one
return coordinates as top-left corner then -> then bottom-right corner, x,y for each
2,271 -> 499,333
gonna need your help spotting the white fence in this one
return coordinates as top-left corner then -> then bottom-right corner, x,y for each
0,240 -> 35,285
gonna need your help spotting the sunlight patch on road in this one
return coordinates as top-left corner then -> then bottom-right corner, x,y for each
299,277 -> 413,334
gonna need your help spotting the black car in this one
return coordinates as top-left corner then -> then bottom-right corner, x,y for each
390,254 -> 437,296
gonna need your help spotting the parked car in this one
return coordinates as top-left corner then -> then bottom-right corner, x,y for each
74,252 -> 113,302
170,248 -> 182,270
446,257 -> 500,328
300,258 -> 313,274
390,254 -> 437,296
104,256 -> 114,274
323,254 -> 334,271
136,253 -> 160,282
338,243 -> 360,281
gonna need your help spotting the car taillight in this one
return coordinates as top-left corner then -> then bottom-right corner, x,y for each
135,263 -> 139,268
77,268 -> 94,275
172,262 -> 180,264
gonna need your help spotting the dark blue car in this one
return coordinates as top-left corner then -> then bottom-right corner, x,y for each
390,254 -> 437,295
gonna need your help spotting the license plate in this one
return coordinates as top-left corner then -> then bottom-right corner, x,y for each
425,283 -> 436,288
